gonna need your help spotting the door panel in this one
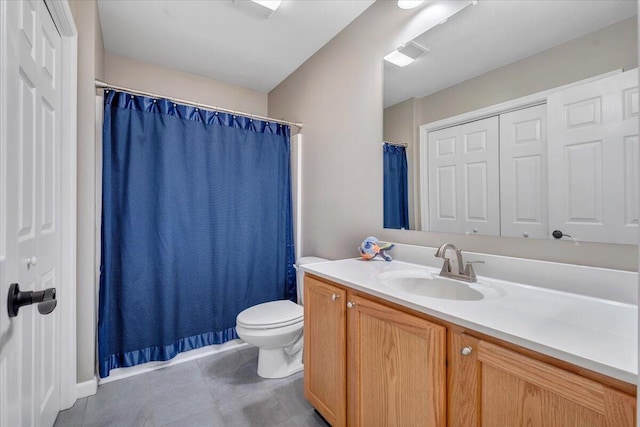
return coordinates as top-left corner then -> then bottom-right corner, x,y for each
465,161 -> 488,221
428,116 -> 499,235
547,69 -> 639,244
459,117 -> 500,236
623,135 -> 639,226
18,70 -> 37,242
500,104 -> 548,239
35,4 -> 61,422
565,141 -> 602,222
1,1 -> 62,426
429,129 -> 461,233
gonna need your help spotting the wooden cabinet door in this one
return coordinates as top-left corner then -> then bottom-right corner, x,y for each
478,340 -> 635,427
349,295 -> 446,427
303,276 -> 347,427
449,332 -> 636,427
448,331 -> 481,427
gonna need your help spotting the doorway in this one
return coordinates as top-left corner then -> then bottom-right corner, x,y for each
0,0 -> 77,425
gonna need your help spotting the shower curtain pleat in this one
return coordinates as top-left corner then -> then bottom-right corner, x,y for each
98,90 -> 296,378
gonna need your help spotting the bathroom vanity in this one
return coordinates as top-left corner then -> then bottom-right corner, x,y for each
301,256 -> 636,427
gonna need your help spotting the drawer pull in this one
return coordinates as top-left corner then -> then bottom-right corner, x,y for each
461,346 -> 473,356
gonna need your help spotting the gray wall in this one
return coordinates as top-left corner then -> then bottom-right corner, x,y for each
70,0 -> 105,384
269,0 -> 638,271
416,17 -> 637,126
104,52 -> 268,115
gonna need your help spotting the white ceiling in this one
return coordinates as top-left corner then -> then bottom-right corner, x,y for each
97,0 -> 374,93
384,0 -> 638,108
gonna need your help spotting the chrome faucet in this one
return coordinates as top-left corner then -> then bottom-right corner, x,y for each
434,243 -> 484,282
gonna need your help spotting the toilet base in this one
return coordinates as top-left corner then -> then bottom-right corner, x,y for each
257,347 -> 303,379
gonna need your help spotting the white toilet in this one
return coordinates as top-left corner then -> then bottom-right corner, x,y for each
235,256 -> 328,379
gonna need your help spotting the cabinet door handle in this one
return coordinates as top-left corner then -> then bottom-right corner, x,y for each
347,302 -> 355,309
461,346 -> 473,356
331,293 -> 339,301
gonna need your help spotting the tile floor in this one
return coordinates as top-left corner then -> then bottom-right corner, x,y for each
54,346 -> 328,426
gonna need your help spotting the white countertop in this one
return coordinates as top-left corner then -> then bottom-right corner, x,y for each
301,258 -> 638,384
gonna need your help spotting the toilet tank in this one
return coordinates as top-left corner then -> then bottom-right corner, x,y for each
294,257 -> 329,304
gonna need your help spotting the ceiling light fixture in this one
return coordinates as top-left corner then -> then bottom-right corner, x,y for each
384,41 -> 428,67
397,1 -> 426,10
234,0 -> 282,18
384,50 -> 415,67
251,0 -> 282,11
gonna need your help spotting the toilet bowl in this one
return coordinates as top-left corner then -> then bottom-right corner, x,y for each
235,256 -> 328,379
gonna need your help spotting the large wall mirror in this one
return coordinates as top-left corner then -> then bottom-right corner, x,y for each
383,0 -> 638,245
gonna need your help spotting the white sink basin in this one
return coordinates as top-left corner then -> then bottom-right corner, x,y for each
378,270 -> 504,301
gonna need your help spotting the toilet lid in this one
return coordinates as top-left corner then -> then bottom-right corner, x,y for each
236,300 -> 303,329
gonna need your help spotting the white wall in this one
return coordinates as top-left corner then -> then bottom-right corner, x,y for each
268,0 -> 638,271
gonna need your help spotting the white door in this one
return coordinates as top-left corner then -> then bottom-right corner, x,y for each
500,104 -> 548,239
428,116 -> 500,235
547,69 -> 638,244
0,1 -> 62,426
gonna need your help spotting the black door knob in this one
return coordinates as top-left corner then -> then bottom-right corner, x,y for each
7,283 -> 57,318
552,230 -> 573,240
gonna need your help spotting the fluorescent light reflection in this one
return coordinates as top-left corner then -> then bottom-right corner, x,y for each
384,50 -> 415,67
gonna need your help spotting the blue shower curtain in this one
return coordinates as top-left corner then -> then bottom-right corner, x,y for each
383,143 -> 409,229
98,90 -> 296,378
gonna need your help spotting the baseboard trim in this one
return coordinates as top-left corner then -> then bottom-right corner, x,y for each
76,376 -> 98,399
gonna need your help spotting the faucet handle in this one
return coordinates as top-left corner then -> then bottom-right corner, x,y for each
439,258 -> 452,275
463,261 -> 485,281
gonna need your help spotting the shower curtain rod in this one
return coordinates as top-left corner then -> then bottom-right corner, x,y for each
383,141 -> 408,147
95,79 -> 304,131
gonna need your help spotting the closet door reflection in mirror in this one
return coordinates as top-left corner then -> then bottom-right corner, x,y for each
382,0 -> 638,245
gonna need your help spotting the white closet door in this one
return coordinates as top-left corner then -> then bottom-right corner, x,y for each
547,69 -> 638,244
428,116 -> 500,235
500,105 -> 548,239
1,1 -> 62,426
459,117 -> 500,236
428,126 -> 462,233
